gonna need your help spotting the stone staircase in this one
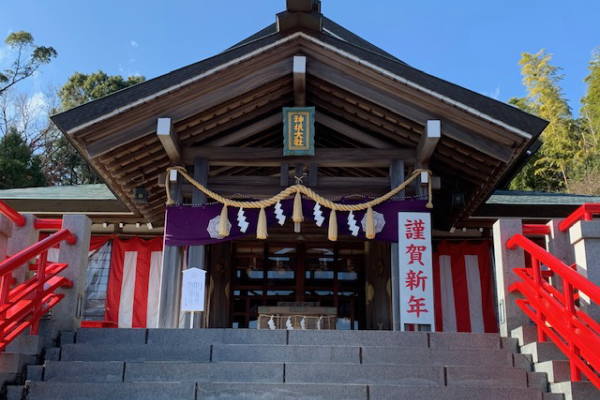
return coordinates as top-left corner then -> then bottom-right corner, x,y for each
7,329 -> 560,400
512,326 -> 597,400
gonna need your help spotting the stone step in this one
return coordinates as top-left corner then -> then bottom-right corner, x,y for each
550,381 -> 597,400
60,344 -> 211,362
445,365 -> 528,388
146,328 -> 287,346
43,361 -> 125,383
521,342 -> 567,363
126,361 -> 283,383
511,325 -> 539,347
369,385 -> 551,400
428,333 -> 503,350
535,360 -> 571,384
196,383 -> 549,400
197,383 -> 368,400
75,328 -> 146,345
212,344 -> 360,363
0,352 -> 36,374
26,382 -> 196,400
287,330 -> 428,347
362,347 -> 514,367
285,363 -> 444,386
5,385 -> 24,400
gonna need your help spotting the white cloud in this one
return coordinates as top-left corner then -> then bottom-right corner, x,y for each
489,86 -> 501,100
130,40 -> 139,48
26,92 -> 48,121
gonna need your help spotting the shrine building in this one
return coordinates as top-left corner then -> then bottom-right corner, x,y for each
3,2 -> 600,399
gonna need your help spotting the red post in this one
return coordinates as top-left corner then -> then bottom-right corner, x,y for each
531,257 -> 546,342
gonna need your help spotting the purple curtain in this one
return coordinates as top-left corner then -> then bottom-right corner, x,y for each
165,199 -> 427,246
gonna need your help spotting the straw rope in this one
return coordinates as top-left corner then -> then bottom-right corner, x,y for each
165,166 -> 433,210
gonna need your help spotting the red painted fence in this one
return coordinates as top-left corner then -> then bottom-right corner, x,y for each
507,233 -> 600,389
0,201 -> 75,351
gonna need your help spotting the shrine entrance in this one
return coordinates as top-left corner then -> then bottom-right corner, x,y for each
230,239 -> 366,330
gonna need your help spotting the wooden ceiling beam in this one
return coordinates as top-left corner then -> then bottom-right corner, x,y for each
86,58 -> 293,158
417,120 -> 441,168
315,112 -> 394,149
293,55 -> 307,106
308,60 -> 513,163
206,114 -> 282,146
156,118 -> 182,164
182,147 -> 415,167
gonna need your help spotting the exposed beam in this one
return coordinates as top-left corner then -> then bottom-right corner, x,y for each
87,59 -> 293,158
182,147 -> 415,167
293,55 -> 307,106
308,60 -> 513,163
156,118 -> 182,163
416,120 -> 441,168
315,112 -> 393,149
206,114 -> 282,146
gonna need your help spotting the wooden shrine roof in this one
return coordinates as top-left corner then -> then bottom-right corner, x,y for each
50,1 -> 548,227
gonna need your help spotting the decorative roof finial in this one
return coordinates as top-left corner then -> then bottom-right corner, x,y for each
279,0 -> 323,33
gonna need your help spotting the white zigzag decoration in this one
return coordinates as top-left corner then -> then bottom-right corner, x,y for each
237,208 -> 249,233
274,201 -> 286,226
313,203 -> 325,227
347,211 -> 360,236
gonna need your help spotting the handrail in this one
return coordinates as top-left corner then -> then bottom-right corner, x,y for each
559,203 -> 600,232
0,229 -> 76,277
508,234 -> 600,304
522,224 -> 550,236
507,233 -> 600,388
0,228 -> 76,351
34,219 -> 63,230
0,200 -> 25,227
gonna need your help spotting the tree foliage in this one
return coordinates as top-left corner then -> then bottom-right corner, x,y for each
0,127 -> 46,189
43,72 -> 145,185
0,31 -> 57,95
509,50 -> 580,192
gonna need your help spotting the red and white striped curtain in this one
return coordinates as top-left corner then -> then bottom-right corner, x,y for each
433,241 -> 498,333
105,238 -> 163,328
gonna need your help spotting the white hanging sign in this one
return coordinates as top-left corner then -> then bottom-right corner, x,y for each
398,212 -> 435,330
181,268 -> 206,312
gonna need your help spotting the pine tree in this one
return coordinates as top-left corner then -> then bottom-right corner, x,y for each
0,127 -> 46,189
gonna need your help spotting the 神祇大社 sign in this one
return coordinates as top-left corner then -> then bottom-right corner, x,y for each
398,212 -> 435,330
181,268 -> 206,312
283,107 -> 315,156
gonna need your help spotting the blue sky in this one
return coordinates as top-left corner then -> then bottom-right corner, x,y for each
1,0 -> 599,116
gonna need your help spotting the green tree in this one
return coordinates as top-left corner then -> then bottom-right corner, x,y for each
0,127 -> 46,189
43,72 -> 145,185
0,31 -> 57,95
509,50 -> 579,192
581,49 -> 600,139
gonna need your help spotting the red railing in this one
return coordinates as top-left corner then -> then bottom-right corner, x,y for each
559,203 -> 600,232
0,200 -> 26,227
0,201 -> 76,351
522,224 -> 551,236
507,234 -> 600,389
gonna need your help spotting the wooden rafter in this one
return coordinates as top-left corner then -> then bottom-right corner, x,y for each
207,114 -> 282,146
181,147 -> 415,167
293,55 -> 307,106
416,120 -> 441,168
315,112 -> 393,149
308,59 -> 513,163
86,58 -> 294,158
156,118 -> 182,164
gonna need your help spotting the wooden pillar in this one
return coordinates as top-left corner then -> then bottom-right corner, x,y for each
207,242 -> 232,328
390,160 -> 404,331
53,215 -> 92,331
187,158 -> 208,328
158,171 -> 184,328
365,241 -> 392,330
